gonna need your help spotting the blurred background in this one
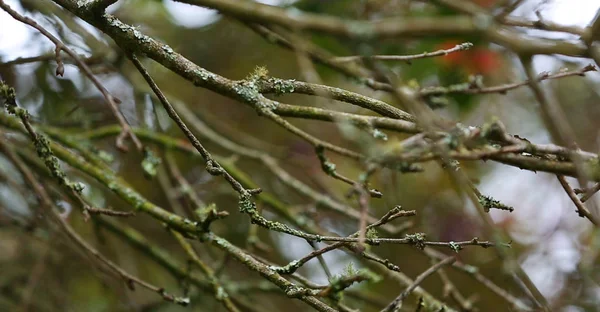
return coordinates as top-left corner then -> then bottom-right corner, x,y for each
1,0 -> 600,311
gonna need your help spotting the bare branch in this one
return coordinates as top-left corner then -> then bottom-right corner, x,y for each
332,42 -> 473,63
557,175 -> 599,225
382,256 -> 456,312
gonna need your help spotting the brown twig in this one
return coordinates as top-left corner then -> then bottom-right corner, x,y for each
521,56 -> 599,225
425,248 -> 532,311
171,230 -> 240,312
332,42 -> 473,63
355,183 -> 370,248
127,53 -> 251,196
503,17 -> 586,37
0,54 -> 105,67
578,183 -> 600,203
382,256 -> 456,312
419,64 -> 597,96
557,175 -> 599,225
83,205 -> 135,218
436,266 -> 477,311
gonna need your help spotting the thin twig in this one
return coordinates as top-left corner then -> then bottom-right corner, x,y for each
127,53 -> 249,195
171,230 -> 240,312
435,266 -> 476,311
424,248 -> 532,311
420,65 -> 597,96
315,146 -> 381,198
0,54 -> 105,67
332,42 -> 473,63
521,56 -> 599,225
83,206 -> 135,218
557,175 -> 599,225
382,256 -> 456,312
355,183 -> 370,248
503,17 -> 586,37
261,109 -> 365,160
579,183 -> 600,203
495,0 -> 527,20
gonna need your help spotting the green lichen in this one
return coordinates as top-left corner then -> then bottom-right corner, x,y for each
326,264 -> 381,300
478,194 -> 514,212
215,286 -> 227,300
405,232 -> 427,249
235,67 -> 291,113
392,162 -> 423,173
132,29 -> 151,44
107,181 -> 119,191
248,66 -> 269,81
238,193 -> 257,213
462,264 -> 479,274
284,285 -> 307,298
141,147 -> 161,178
173,296 -> 190,306
322,161 -> 336,174
194,203 -> 228,232
33,133 -> 83,194
0,81 -> 17,107
366,228 -> 379,239
240,198 -> 315,240
1,81 -> 83,195
449,241 -> 461,253
75,0 -> 88,9
316,146 -> 337,175
121,188 -> 146,210
69,181 -> 86,193
272,259 -> 301,274
192,69 -> 218,86
268,77 -> 295,95
162,45 -> 175,55
259,99 -> 279,111
372,128 -> 388,141
233,76 -> 280,113
233,81 -> 260,104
